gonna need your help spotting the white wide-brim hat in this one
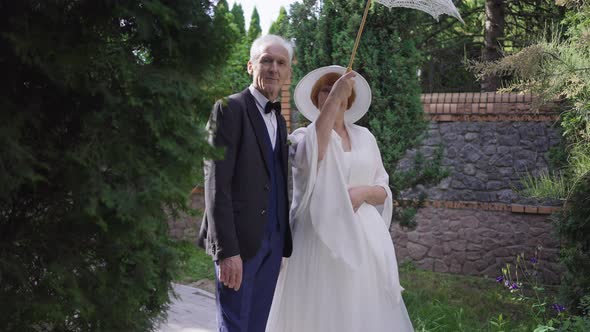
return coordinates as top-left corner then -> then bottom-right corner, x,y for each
293,65 -> 372,124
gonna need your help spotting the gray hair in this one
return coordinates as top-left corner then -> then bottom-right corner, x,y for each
249,34 -> 294,64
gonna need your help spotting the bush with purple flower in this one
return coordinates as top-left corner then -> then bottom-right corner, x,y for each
495,248 -> 590,331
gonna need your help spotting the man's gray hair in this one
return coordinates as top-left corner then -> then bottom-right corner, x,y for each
249,34 -> 294,64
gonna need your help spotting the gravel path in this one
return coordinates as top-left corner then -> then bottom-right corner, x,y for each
157,283 -> 217,332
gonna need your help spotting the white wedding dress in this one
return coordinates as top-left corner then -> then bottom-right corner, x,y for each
266,122 -> 414,332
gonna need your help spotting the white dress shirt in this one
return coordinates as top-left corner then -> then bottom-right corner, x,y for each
249,85 -> 277,149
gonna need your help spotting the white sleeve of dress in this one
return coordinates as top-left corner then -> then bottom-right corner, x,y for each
289,123 -> 365,269
288,126 -> 317,229
370,133 -> 393,229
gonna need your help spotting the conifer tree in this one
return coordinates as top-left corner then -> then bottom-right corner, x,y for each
248,7 -> 263,41
231,3 -> 247,36
270,7 -> 290,37
0,1 -> 231,330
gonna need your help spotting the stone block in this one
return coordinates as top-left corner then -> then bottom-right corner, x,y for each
450,262 -> 463,274
497,190 -> 515,203
434,260 -> 450,273
428,245 -> 445,258
465,132 -> 479,142
439,177 -> 452,190
445,146 -> 458,158
514,149 -> 537,161
466,242 -> 484,251
482,145 -> 497,155
463,164 -> 476,176
462,261 -> 479,274
486,181 -> 506,190
497,134 -> 521,146
461,144 -> 484,162
462,176 -> 486,190
475,171 -> 489,181
449,239 -> 467,251
407,231 -> 420,243
475,192 -> 494,202
407,242 -> 429,260
490,153 -> 513,167
498,167 -> 514,177
416,258 -> 435,270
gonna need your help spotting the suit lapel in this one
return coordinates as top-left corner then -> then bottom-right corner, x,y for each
277,113 -> 288,170
243,89 -> 272,175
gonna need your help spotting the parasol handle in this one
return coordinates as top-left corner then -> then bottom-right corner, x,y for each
347,0 -> 372,72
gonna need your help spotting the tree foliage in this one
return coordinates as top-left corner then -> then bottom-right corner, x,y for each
269,6 -> 290,37
247,7 -> 262,42
0,1 -> 231,330
205,1 -> 254,99
418,0 -> 565,92
231,3 -> 246,36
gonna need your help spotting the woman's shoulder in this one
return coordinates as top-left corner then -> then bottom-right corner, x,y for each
348,123 -> 376,141
288,123 -> 316,145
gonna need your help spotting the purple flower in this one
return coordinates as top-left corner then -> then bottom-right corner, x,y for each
509,283 -> 519,290
504,280 -> 510,287
551,303 -> 565,313
496,276 -> 504,283
530,257 -> 538,264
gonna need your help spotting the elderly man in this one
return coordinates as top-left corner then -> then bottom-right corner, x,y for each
198,34 -> 293,332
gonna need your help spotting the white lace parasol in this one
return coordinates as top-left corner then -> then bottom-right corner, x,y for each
374,0 -> 464,23
347,0 -> 464,70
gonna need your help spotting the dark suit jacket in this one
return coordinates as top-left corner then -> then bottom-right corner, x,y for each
198,88 -> 293,261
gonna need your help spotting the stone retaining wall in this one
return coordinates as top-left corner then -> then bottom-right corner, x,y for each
391,206 -> 561,284
398,121 -> 562,205
392,92 -> 563,283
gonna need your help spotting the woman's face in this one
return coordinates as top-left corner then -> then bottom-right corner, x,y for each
317,84 -> 333,109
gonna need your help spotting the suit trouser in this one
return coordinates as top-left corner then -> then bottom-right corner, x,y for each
215,227 -> 284,332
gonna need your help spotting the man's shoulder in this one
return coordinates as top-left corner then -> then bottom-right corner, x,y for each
228,88 -> 251,105
217,88 -> 251,111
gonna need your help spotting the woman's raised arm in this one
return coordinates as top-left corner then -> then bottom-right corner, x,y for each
315,71 -> 356,161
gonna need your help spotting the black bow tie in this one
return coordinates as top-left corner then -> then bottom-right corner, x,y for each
265,101 -> 281,114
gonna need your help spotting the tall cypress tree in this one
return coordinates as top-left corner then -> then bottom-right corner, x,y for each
208,0 -> 252,98
213,0 -> 240,48
248,7 -> 263,41
231,3 -> 247,36
269,6 -> 290,37
0,1 -> 231,331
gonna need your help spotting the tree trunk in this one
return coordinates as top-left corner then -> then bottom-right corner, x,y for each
482,0 -> 505,91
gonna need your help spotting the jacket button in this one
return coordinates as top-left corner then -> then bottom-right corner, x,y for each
264,184 -> 270,191
261,209 -> 266,215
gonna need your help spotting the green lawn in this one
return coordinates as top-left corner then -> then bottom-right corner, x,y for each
399,263 -> 537,331
172,240 -> 215,283
173,241 -> 539,331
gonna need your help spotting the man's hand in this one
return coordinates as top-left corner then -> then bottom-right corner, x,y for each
348,186 -> 368,212
218,255 -> 243,291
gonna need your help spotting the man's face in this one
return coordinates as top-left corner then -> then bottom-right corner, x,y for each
248,43 -> 291,101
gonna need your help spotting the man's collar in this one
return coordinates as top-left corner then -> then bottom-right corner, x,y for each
249,85 -> 277,107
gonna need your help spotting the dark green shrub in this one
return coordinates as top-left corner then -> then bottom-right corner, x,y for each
558,174 -> 590,314
0,1 -> 230,331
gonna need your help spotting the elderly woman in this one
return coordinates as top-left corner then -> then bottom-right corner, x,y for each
266,66 -> 414,332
